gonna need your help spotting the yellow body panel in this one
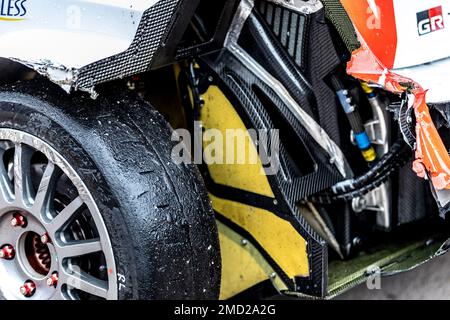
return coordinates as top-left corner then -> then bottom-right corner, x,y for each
218,221 -> 288,300
175,67 -> 311,298
211,194 -> 310,280
200,86 -> 275,198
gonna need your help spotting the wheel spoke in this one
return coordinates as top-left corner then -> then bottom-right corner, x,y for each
32,162 -> 61,219
48,196 -> 84,233
51,287 -> 68,300
0,151 -> 13,205
13,144 -> 34,206
64,270 -> 108,299
0,140 -> 13,152
59,239 -> 102,259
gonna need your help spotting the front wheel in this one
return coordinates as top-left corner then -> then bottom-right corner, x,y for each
0,79 -> 221,300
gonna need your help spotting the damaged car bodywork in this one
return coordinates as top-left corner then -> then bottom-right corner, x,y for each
341,0 -> 450,214
1,0 -> 450,300
0,0 -> 192,95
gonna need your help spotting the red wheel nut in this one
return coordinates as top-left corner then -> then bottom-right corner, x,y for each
0,245 -> 15,260
11,213 -> 27,228
40,233 -> 51,244
46,272 -> 59,287
20,281 -> 36,298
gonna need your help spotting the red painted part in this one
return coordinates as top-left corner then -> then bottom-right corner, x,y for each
347,34 -> 450,191
47,272 -> 59,287
341,0 -> 397,69
429,6 -> 444,27
0,245 -> 15,260
20,281 -> 36,297
11,213 -> 27,227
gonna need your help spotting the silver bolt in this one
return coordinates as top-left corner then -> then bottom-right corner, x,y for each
40,233 -> 50,244
10,213 -> 26,227
359,198 -> 367,207
10,218 -> 18,227
301,7 -> 311,14
353,237 -> 362,246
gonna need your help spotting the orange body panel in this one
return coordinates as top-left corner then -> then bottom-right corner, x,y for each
347,36 -> 450,191
341,0 -> 397,69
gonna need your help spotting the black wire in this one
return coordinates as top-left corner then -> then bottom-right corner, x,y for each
309,137 -> 411,203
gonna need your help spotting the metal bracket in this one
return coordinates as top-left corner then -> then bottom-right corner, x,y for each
352,183 -> 392,230
351,92 -> 393,230
264,0 -> 323,14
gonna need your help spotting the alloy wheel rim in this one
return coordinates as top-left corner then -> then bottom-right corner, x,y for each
0,129 -> 117,300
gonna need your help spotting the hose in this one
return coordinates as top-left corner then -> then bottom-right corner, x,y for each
309,138 -> 411,203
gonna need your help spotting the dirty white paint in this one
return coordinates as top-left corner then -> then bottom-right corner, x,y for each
394,56 -> 450,103
0,0 -> 160,91
393,0 -> 450,69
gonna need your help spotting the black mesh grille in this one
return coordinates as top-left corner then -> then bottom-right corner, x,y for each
397,160 -> 434,225
255,0 -> 308,69
76,0 -> 180,92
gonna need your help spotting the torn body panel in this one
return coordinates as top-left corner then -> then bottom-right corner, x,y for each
347,36 -> 450,211
341,0 -> 450,211
0,0 -> 183,95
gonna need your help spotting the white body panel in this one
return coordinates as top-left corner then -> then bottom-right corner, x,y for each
393,0 -> 450,69
390,0 -> 450,102
0,0 -> 158,68
394,56 -> 450,103
0,0 -> 160,92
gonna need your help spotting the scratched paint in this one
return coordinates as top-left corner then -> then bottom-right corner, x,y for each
347,34 -> 450,191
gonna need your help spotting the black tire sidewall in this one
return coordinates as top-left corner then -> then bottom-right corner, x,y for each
0,101 -> 137,300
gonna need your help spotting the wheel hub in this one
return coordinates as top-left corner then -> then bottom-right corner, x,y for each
24,231 -> 51,276
0,129 -> 117,300
0,210 -> 58,300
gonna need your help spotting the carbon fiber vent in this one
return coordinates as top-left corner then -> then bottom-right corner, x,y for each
255,0 -> 309,68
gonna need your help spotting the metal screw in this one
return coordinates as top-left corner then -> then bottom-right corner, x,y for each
46,272 -> 59,287
11,213 -> 27,228
353,237 -> 362,246
40,233 -> 51,245
301,7 -> 311,14
0,245 -> 15,260
20,281 -> 36,298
